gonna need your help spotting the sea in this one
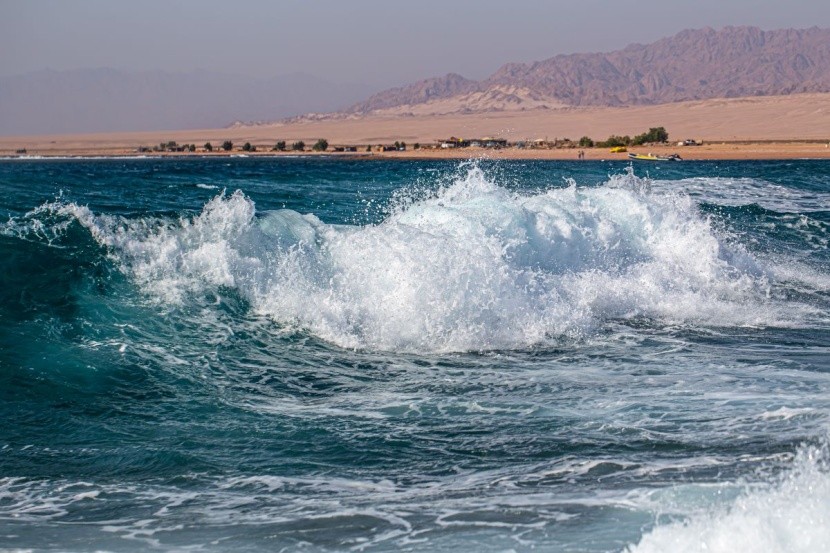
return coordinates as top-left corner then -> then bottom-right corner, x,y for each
1,156 -> 829,552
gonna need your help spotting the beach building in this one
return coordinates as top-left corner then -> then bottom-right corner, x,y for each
438,137 -> 507,149
481,137 -> 508,149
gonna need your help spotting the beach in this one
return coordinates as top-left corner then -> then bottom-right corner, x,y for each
2,92 -> 830,160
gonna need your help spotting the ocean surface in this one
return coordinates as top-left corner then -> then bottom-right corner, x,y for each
1,156 -> 829,552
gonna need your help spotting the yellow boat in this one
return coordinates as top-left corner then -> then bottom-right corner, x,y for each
610,146 -> 627,153
628,152 -> 682,161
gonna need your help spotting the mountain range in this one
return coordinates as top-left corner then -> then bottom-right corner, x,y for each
346,26 -> 830,116
3,26 -> 830,136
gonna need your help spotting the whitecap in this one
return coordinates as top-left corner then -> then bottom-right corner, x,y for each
8,164 -> 827,353
626,438 -> 830,553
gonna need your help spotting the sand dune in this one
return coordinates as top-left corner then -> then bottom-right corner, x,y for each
1,93 -> 829,158
361,86 -> 568,117
256,93 -> 830,144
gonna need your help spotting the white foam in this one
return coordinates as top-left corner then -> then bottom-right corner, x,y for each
627,439 -> 830,553
9,165 -> 827,352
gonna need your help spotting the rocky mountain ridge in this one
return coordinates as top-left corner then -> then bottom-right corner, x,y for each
347,26 -> 830,115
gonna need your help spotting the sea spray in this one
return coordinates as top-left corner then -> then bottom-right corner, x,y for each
627,436 -> 830,553
6,164 -> 801,352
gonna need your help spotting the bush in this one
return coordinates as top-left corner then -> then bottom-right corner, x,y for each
631,127 -> 669,145
204,142 -> 213,152
292,141 -> 305,151
578,136 -> 594,148
596,135 -> 630,148
188,144 -> 196,152
366,145 -> 372,152
273,141 -> 286,151
242,142 -> 253,152
312,139 -> 328,152
414,143 -> 420,150
222,140 -> 233,151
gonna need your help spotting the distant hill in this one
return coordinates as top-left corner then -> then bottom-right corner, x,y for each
0,68 -> 372,135
347,26 -> 830,116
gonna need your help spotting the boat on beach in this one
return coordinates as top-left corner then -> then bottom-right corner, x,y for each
628,152 -> 682,161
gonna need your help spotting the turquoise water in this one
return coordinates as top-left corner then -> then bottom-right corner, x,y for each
1,157 -> 829,552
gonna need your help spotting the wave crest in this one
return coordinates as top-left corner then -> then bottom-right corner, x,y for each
627,437 -> 830,553
9,165 -> 813,352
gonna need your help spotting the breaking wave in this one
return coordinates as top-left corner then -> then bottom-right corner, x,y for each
628,437 -> 830,553
6,165 -> 824,352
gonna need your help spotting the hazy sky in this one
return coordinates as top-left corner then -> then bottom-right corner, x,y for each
3,0 -> 830,87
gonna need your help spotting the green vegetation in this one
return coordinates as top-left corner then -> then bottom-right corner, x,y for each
242,142 -> 256,152
312,139 -> 328,152
414,143 -> 420,150
153,140 -> 199,152
594,127 -> 669,148
273,141 -> 286,151
596,135 -> 630,148
578,136 -> 594,148
222,140 -> 233,151
204,142 -> 213,152
631,127 -> 669,145
292,141 -> 306,151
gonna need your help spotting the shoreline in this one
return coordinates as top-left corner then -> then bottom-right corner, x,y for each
2,141 -> 830,161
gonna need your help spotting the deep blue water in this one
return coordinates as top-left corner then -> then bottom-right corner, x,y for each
1,157 -> 829,552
